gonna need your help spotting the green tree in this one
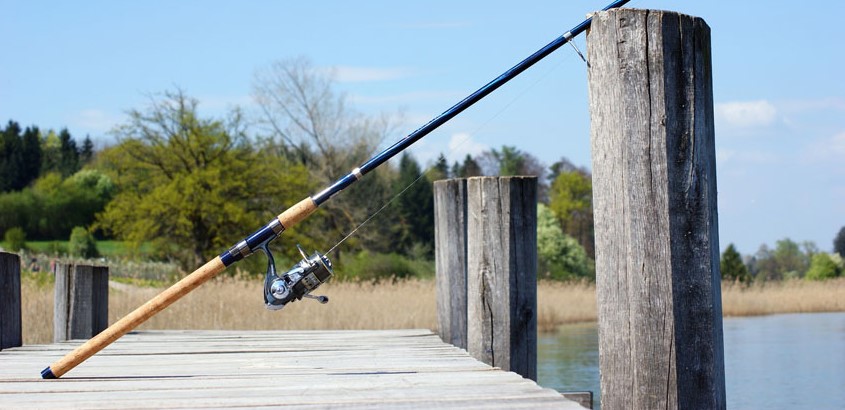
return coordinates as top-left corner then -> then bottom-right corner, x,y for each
720,243 -> 750,283
390,153 -> 434,257
537,204 -> 593,280
1,121 -> 23,192
68,226 -> 99,258
3,227 -> 26,252
451,154 -> 482,178
755,238 -> 811,280
253,57 -> 398,260
20,126 -> 42,188
57,128 -> 80,177
548,170 -> 594,258
97,90 -> 314,268
834,226 -> 845,258
80,135 -> 95,165
805,253 -> 842,280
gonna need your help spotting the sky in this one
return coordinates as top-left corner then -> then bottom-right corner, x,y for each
2,0 -> 843,255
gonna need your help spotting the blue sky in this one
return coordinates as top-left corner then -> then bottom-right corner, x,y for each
2,1 -> 843,255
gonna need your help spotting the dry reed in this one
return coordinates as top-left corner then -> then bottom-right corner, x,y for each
18,277 -> 845,345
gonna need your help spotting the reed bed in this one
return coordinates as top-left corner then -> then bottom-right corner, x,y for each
18,277 -> 845,345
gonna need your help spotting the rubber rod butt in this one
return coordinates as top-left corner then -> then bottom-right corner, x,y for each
41,367 -> 57,379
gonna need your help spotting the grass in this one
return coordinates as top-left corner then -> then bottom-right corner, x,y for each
16,275 -> 845,345
2,240 -> 154,258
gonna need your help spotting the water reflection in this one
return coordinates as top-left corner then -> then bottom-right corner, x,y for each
538,312 -> 845,410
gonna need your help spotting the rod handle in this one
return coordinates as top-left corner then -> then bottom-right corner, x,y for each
277,197 -> 317,229
42,257 -> 226,379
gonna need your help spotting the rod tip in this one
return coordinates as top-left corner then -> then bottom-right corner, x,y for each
41,367 -> 57,379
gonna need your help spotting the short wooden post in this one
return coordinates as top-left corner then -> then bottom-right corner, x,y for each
466,176 -> 537,381
434,178 -> 468,350
1,252 -> 22,350
588,9 -> 725,409
53,263 -> 109,342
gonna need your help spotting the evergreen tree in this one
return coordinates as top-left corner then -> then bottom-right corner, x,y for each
390,153 -> 434,257
428,153 -> 449,181
58,128 -> 80,177
0,121 -> 23,192
80,135 -> 95,164
20,126 -> 42,188
452,154 -> 482,177
834,226 -> 845,258
720,243 -> 750,283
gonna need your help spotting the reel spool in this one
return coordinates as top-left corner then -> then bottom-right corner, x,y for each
260,243 -> 333,311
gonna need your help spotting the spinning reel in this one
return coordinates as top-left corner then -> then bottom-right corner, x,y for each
258,243 -> 334,311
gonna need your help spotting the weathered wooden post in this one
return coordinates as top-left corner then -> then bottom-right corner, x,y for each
54,263 -> 109,342
466,176 -> 537,381
1,252 -> 22,350
434,178 -> 468,350
587,9 -> 725,409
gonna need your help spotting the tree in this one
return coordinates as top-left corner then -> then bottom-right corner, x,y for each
58,128 -> 80,177
720,244 -> 750,283
20,126 -> 42,188
754,238 -> 811,280
0,121 -> 23,192
253,57 -> 398,259
3,227 -> 26,252
537,204 -> 593,280
80,135 -> 95,164
834,226 -> 845,258
451,154 -> 482,178
68,226 -> 99,258
390,153 -> 434,257
548,169 -> 594,258
97,90 -> 313,268
805,253 -> 842,280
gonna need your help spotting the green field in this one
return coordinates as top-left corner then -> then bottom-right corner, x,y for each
1,240 -> 153,258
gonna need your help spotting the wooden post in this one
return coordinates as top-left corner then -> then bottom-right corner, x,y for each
466,176 -> 537,381
1,252 -> 22,350
54,263 -> 109,342
587,9 -> 725,409
434,178 -> 468,350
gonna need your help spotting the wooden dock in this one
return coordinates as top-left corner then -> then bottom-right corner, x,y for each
0,329 -> 584,409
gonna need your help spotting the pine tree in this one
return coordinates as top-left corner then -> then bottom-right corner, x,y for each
834,226 -> 845,258
80,135 -> 95,164
390,153 -> 434,257
720,243 -> 751,283
0,121 -> 23,191
58,128 -> 80,177
20,126 -> 42,187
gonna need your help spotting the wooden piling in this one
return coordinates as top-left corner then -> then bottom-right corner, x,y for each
0,252 -> 22,350
587,9 -> 725,409
53,263 -> 109,342
466,176 -> 537,381
434,178 -> 468,350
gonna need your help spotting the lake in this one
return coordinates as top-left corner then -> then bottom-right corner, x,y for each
538,312 -> 845,409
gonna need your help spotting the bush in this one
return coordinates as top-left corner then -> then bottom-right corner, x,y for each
805,253 -> 842,281
336,251 -> 433,282
68,226 -> 99,258
3,227 -> 26,252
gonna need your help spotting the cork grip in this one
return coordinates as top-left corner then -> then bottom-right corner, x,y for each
43,257 -> 226,378
277,197 -> 317,229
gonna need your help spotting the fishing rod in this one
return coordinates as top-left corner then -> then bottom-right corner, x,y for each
41,0 -> 632,379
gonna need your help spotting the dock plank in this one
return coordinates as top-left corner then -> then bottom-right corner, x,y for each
0,330 -> 584,409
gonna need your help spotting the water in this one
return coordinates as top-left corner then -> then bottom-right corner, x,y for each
538,312 -> 845,409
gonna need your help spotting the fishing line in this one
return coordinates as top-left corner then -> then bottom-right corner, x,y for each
326,44 -> 582,257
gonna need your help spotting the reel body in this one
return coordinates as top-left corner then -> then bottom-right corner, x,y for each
262,244 -> 333,310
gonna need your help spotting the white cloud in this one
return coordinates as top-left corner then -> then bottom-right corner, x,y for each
328,66 -> 414,83
448,132 -> 488,160
715,100 -> 777,128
